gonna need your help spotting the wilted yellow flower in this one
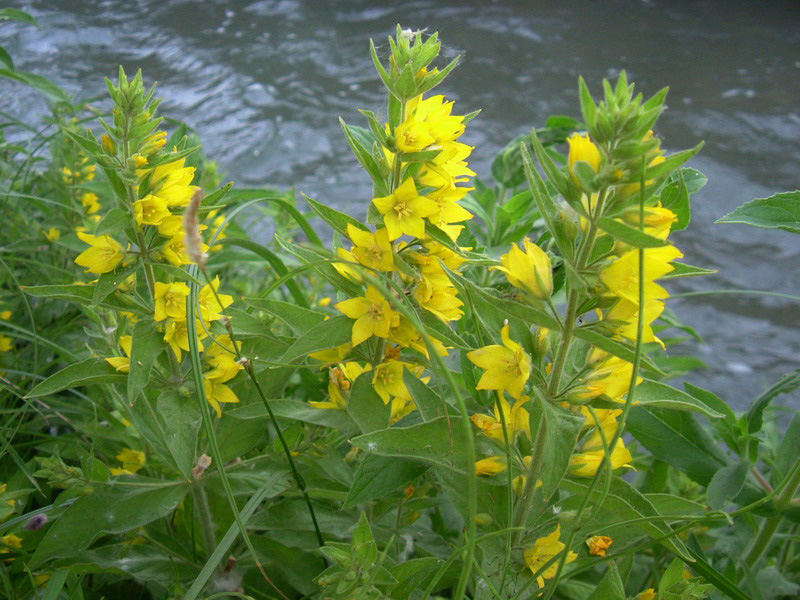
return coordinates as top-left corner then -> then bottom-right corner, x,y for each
586,535 -> 613,556
475,456 -> 506,476
373,178 -> 438,240
75,232 -> 125,274
524,525 -> 578,588
336,285 -> 399,346
110,448 -> 146,476
492,238 -> 553,299
567,132 -> 602,181
105,335 -> 133,373
154,282 -> 190,322
467,323 -> 531,399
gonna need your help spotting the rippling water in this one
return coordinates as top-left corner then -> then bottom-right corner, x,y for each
4,0 -> 799,409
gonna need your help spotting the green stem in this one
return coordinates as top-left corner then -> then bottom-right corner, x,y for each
745,458 -> 800,566
494,392 -> 515,595
512,394 -> 547,543
192,486 -> 217,558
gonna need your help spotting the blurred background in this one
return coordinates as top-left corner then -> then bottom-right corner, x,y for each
3,0 -> 799,409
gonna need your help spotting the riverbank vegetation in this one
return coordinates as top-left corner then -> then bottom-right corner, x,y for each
1,12 -> 799,600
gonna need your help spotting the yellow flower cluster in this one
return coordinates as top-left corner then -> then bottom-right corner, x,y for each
524,525 -> 577,589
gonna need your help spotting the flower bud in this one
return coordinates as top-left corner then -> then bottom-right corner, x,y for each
102,133 -> 117,155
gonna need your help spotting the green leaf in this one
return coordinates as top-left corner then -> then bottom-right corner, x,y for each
228,399 -> 358,432
0,68 -> 70,103
642,143 -> 704,181
658,557 -> 685,597
344,454 -> 427,508
661,262 -> 717,279
684,382 -> 737,425
94,208 -> 130,235
127,319 -> 163,402
155,392 -> 201,477
644,493 -> 706,517
716,191 -> 800,234
633,379 -> 724,418
562,476 -> 692,560
279,315 -> 353,363
530,400 -> 583,501
390,557 -> 442,600
587,562 -> 625,600
243,297 -> 326,335
746,368 -> 800,433
340,119 -> 387,191
350,416 -> 469,471
0,8 -> 40,26
681,547 -> 755,600
596,217 -> 668,247
404,372 -> 449,422
774,411 -> 800,485
0,47 -> 13,71
707,461 -> 750,510
31,483 -> 189,567
661,168 -> 705,231
626,406 -> 727,485
304,193 -> 366,237
573,326 -> 665,376
23,283 -> 142,312
347,372 -> 391,434
92,263 -> 138,306
27,358 -> 127,398
276,233 -> 363,298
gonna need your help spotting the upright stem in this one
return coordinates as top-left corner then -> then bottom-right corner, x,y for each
192,486 -> 216,558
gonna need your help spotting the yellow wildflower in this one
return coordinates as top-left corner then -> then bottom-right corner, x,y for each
81,192 -> 101,215
372,360 -> 411,405
134,194 -> 171,226
105,335 -> 133,373
395,118 -> 435,153
310,362 -> 371,410
569,440 -> 633,477
110,448 -> 146,476
471,396 -> 530,442
164,318 -> 207,361
599,246 -> 683,305
467,323 -> 531,399
204,335 -> 242,383
334,247 -> 364,283
373,178 -> 438,240
1,533 -> 22,561
636,589 -> 656,600
586,535 -> 613,557
567,132 -> 602,180
154,282 -> 190,322
0,336 -> 11,353
204,375 -> 239,418
347,224 -> 395,272
309,343 -> 352,364
198,276 -> 233,322
493,237 -> 553,299
524,525 -> 578,588
475,456 -> 506,476
75,232 -> 125,274
414,279 -> 464,322
336,285 -> 399,346
147,158 -> 197,207
44,228 -> 60,242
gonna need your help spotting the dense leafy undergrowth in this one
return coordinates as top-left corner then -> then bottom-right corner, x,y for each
1,13 -> 799,600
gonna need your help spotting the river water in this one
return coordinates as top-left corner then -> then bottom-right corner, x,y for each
4,0 -> 799,410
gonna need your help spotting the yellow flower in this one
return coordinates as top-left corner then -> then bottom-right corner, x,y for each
395,118 -> 435,153
161,234 -> 204,267
164,318 -> 208,361
599,246 -> 683,305
347,224 -> 395,272
336,285 -> 399,346
157,214 -> 185,238
388,317 -> 448,359
146,158 -> 197,207
569,440 -> 633,477
635,589 -> 656,600
414,279 -> 463,322
406,94 -> 465,143
132,154 -> 148,168
575,352 -> 638,402
0,336 -> 13,353
198,276 -> 233,322
567,132 -> 602,180
309,343 -> 353,364
134,194 -> 171,226
310,362 -> 371,410
204,375 -> 239,418
523,525 -> 578,588
373,178 -> 438,240
105,335 -> 133,373
0,311 -> 11,321
586,535 -> 613,556
475,456 -> 506,476
1,533 -> 22,561
44,228 -> 61,242
493,238 -> 553,299
334,247 -> 364,283
467,323 -> 531,399
471,397 -> 530,442
110,448 -> 146,476
154,282 -> 190,322
372,360 -> 411,405
75,232 -> 125,274
81,192 -> 101,214
204,335 -> 242,383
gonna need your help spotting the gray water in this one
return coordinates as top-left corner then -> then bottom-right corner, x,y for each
4,0 -> 799,410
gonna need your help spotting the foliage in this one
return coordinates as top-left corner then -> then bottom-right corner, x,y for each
0,16 -> 798,600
